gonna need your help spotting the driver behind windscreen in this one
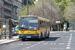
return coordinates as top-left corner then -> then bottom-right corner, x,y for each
21,23 -> 25,27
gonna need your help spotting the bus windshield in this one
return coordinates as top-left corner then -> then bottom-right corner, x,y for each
19,17 -> 38,30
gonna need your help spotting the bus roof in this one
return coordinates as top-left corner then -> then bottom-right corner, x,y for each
20,15 -> 50,22
38,17 -> 49,22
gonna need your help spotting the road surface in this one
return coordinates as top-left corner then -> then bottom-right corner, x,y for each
0,32 -> 75,50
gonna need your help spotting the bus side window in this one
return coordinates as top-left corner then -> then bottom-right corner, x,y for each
40,21 -> 43,27
0,23 -> 1,28
40,21 -> 43,24
40,21 -> 41,24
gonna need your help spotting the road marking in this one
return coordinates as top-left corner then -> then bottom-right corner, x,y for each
50,48 -> 64,49
59,43 -> 64,45
30,45 -> 34,47
10,43 -> 25,49
10,44 -> 15,45
25,41 -> 44,49
67,44 -> 70,47
24,34 -> 60,50
66,47 -> 70,49
69,40 -> 71,42
43,43 -> 48,45
26,47 -> 30,49
68,43 -> 71,45
54,43 -> 56,45
66,33 -> 72,49
21,43 -> 23,45
53,34 -> 60,37
51,43 -> 53,45
25,43 -> 31,45
22,49 -> 25,50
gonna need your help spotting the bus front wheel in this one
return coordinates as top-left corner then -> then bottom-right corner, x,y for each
22,38 -> 25,41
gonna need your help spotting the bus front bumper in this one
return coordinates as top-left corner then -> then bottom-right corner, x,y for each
19,34 -> 39,39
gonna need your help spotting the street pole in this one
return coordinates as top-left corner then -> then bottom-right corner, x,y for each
9,19 -> 12,39
42,0 -> 44,17
58,24 -> 60,31
50,0 -> 53,26
27,0 -> 29,15
56,21 -> 60,31
5,20 -> 6,39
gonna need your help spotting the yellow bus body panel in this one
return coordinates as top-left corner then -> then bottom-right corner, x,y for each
0,29 -> 2,35
19,30 -> 39,34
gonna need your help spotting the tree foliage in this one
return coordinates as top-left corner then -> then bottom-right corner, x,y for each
19,4 -> 35,16
64,3 -> 75,22
29,0 -> 62,24
54,0 -> 75,22
54,0 -> 73,14
20,0 -> 75,24
20,5 -> 27,16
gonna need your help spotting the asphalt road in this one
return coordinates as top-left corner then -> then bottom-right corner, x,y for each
0,31 -> 75,50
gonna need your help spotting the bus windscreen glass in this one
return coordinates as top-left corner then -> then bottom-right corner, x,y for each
19,17 -> 38,30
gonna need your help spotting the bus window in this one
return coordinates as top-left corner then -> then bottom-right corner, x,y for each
19,17 -> 38,30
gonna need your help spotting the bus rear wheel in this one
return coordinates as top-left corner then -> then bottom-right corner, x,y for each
47,32 -> 50,38
38,33 -> 43,41
22,38 -> 25,41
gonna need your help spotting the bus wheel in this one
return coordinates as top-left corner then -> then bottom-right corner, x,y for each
38,38 -> 42,41
38,37 -> 42,41
22,38 -> 25,41
47,32 -> 50,38
38,33 -> 43,41
43,33 -> 46,39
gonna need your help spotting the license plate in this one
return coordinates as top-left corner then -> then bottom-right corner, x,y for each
26,36 -> 31,38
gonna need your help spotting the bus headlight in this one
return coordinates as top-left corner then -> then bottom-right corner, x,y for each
19,32 -> 22,34
34,27 -> 37,30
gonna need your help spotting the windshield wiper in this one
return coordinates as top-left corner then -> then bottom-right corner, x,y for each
19,27 -> 29,30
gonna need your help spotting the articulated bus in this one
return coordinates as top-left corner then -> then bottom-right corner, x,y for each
18,16 -> 50,40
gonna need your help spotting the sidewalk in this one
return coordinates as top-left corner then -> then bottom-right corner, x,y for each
0,36 -> 19,45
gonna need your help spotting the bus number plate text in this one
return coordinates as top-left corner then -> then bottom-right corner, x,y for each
26,36 -> 31,38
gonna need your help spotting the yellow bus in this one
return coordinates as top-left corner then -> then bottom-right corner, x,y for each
0,22 -> 2,39
18,16 -> 50,40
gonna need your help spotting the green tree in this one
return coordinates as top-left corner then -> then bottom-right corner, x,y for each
64,3 -> 75,22
20,4 -> 35,16
20,5 -> 27,16
54,0 -> 75,22
54,0 -> 73,14
29,0 -> 62,24
20,0 -> 63,24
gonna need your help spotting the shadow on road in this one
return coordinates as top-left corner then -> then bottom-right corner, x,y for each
21,39 -> 42,42
44,37 -> 60,41
21,37 -> 60,42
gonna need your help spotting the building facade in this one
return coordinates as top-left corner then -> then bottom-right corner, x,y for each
12,0 -> 22,37
0,0 -> 22,39
12,0 -> 22,20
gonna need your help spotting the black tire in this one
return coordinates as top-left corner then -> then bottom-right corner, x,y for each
38,33 -> 43,41
38,38 -> 42,41
22,38 -> 25,41
47,32 -> 50,38
44,33 -> 46,39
